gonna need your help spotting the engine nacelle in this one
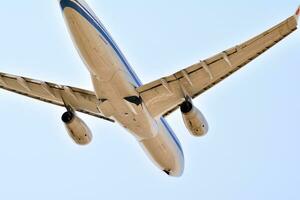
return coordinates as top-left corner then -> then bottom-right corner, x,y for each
61,111 -> 93,145
180,100 -> 208,137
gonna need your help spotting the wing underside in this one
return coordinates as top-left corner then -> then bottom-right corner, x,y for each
138,14 -> 298,118
0,72 -> 114,122
0,9 -> 298,121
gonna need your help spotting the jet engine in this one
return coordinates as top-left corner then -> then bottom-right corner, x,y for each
180,100 -> 208,137
61,111 -> 93,145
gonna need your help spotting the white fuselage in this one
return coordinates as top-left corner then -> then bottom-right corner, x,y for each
60,0 -> 184,176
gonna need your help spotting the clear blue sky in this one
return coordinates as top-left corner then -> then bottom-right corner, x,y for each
0,1 -> 299,199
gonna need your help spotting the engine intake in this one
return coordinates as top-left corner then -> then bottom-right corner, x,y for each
62,111 -> 93,145
180,101 -> 208,137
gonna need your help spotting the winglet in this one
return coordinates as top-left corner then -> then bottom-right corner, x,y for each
295,5 -> 300,22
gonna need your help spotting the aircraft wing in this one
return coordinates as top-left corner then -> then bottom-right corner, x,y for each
137,9 -> 299,118
0,72 -> 114,122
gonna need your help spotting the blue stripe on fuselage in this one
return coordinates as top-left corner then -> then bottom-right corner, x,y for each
60,0 -> 142,86
160,118 -> 183,153
59,0 -> 183,154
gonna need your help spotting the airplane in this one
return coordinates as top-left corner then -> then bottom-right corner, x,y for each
0,0 -> 299,177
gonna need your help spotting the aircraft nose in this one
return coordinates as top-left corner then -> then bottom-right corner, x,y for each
58,0 -> 67,10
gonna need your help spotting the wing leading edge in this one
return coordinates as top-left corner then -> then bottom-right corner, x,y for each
137,10 -> 299,118
0,72 -> 114,122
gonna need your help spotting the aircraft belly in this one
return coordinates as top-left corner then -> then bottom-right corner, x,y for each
60,2 -> 185,175
139,120 -> 184,176
64,8 -> 121,81
62,9 -> 158,140
92,72 -> 159,140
